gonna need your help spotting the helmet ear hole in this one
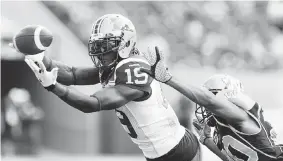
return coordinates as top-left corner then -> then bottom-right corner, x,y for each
126,41 -> 130,47
212,92 -> 218,95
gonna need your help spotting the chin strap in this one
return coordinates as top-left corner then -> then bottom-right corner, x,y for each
99,66 -> 116,86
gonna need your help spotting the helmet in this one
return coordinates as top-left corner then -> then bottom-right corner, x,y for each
88,14 -> 136,67
88,14 -> 137,84
195,74 -> 244,123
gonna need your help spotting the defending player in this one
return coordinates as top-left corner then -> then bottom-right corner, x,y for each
141,46 -> 283,161
12,14 -> 201,161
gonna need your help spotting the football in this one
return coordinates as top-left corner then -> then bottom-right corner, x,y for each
13,25 -> 53,55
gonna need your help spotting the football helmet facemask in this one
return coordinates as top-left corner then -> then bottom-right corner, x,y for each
195,74 -> 244,124
88,14 -> 137,84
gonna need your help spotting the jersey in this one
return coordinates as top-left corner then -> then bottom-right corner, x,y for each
104,56 -> 185,159
212,103 -> 280,161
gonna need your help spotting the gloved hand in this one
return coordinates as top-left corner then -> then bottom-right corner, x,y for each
193,119 -> 212,144
140,46 -> 172,83
24,58 -> 58,90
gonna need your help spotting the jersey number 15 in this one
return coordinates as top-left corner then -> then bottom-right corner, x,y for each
125,67 -> 148,84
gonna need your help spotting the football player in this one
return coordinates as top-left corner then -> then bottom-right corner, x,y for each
12,14 -> 201,161
141,46 -> 283,161
193,116 -> 283,161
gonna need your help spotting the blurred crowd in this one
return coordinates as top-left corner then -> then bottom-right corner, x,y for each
1,88 -> 44,155
43,1 -> 283,71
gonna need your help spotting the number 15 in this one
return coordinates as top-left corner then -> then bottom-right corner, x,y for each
125,67 -> 148,84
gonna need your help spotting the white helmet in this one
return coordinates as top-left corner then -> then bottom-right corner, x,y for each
203,74 -> 244,94
88,14 -> 137,69
195,74 -> 244,123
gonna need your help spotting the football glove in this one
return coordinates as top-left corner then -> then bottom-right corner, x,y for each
140,46 -> 172,83
193,119 -> 212,144
24,58 -> 58,89
269,126 -> 279,144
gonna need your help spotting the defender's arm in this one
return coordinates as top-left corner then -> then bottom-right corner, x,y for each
166,77 -> 250,123
194,120 -> 229,161
51,83 -> 144,113
43,56 -> 99,86
203,138 -> 230,161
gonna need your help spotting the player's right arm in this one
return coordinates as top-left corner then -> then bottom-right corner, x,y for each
166,77 -> 250,123
141,47 -> 251,126
43,56 -> 100,86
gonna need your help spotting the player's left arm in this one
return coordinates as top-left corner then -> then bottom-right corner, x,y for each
141,46 -> 250,123
25,56 -> 152,113
50,58 -> 152,112
166,77 -> 250,123
51,83 -> 144,113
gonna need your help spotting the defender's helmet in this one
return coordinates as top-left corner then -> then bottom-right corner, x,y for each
195,74 -> 244,124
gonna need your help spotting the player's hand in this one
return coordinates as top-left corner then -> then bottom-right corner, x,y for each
140,46 -> 172,83
270,128 -> 278,143
193,119 -> 211,144
24,58 -> 58,88
9,42 -> 44,62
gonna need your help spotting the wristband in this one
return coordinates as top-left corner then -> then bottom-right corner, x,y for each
71,67 -> 77,85
91,94 -> 102,111
44,84 -> 55,91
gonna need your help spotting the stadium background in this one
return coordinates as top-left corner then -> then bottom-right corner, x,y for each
1,1 -> 283,161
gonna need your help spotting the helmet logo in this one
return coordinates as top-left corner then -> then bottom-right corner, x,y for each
121,24 -> 134,32
126,41 -> 130,47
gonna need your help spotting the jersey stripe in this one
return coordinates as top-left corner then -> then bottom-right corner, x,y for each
116,57 -> 150,69
213,115 -> 277,159
257,105 -> 275,148
232,125 -> 277,159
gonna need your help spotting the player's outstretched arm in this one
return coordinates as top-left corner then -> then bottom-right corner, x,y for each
25,57 -> 144,113
51,83 -> 144,113
166,76 -> 249,122
141,46 -> 249,123
43,56 -> 100,86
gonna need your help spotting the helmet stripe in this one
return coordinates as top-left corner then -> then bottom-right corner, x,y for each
98,17 -> 106,33
93,18 -> 102,34
93,16 -> 107,34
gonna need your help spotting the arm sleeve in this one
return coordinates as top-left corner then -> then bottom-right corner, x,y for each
43,56 -> 99,85
51,83 -> 100,113
114,59 -> 153,101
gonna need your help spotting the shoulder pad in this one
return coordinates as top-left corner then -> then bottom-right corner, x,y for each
114,57 -> 153,98
114,57 -> 152,85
